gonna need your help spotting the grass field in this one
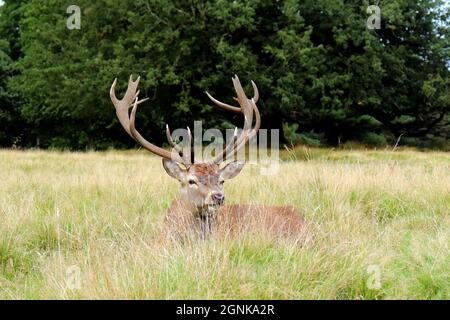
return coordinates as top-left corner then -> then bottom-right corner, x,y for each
0,148 -> 448,299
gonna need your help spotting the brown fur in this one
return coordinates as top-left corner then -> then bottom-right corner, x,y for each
161,163 -> 311,246
112,75 -> 311,245
189,163 -> 219,176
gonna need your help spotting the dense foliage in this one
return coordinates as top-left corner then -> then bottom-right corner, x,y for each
0,0 -> 448,149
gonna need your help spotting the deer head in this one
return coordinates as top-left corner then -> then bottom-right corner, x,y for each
110,75 -> 260,214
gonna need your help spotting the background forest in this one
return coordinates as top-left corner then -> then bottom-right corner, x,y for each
0,0 -> 449,150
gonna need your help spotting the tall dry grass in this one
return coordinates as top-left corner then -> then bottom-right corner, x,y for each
0,148 -> 448,299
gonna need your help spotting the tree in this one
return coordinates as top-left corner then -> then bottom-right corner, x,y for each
3,0 -> 449,149
368,0 -> 450,139
0,0 -> 27,147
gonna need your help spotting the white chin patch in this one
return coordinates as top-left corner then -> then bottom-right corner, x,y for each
207,204 -> 219,211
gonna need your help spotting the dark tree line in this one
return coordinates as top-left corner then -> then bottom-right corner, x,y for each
0,0 -> 448,150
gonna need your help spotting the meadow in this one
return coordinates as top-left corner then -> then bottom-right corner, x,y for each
0,148 -> 448,299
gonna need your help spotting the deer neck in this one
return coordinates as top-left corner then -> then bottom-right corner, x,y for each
169,191 -> 219,231
166,196 -> 217,238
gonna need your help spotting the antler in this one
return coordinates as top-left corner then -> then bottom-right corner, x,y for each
166,124 -> 193,163
205,75 -> 261,164
110,74 -> 260,165
110,76 -> 185,163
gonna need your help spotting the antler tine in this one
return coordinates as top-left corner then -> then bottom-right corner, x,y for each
110,75 -> 150,136
233,98 -> 261,149
205,75 -> 258,113
165,124 -> 194,164
232,75 -> 254,130
129,97 -> 184,162
209,76 -> 261,164
186,126 -> 193,164
217,102 -> 261,162
111,75 -> 184,163
231,75 -> 247,101
251,80 -> 259,103
110,78 -> 118,102
111,76 -> 136,136
187,126 -> 192,145
205,91 -> 241,113
218,127 -> 239,161
251,98 -> 261,131
166,124 -> 183,155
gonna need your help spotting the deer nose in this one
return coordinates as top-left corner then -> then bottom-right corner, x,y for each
212,193 -> 225,205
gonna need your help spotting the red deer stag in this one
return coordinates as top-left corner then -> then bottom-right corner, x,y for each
110,75 -> 310,244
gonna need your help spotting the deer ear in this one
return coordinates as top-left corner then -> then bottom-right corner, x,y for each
220,160 -> 245,180
162,159 -> 186,181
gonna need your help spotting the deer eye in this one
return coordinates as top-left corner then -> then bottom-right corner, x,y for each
219,180 -> 225,185
188,179 -> 197,186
